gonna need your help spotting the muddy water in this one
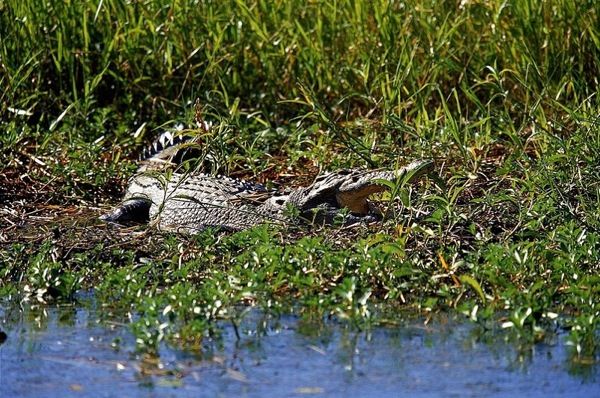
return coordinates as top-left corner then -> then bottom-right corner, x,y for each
0,299 -> 598,397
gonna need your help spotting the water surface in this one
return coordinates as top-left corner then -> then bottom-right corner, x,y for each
0,300 -> 597,397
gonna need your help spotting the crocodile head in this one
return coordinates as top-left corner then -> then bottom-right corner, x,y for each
290,159 -> 434,216
335,159 -> 434,213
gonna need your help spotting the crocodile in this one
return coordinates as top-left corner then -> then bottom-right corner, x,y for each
100,128 -> 434,233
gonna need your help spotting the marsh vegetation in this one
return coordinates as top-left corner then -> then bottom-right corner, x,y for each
1,0 -> 599,391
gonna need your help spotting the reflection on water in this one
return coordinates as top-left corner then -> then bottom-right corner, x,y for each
0,299 -> 598,397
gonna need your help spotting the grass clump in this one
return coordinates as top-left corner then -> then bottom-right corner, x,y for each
1,0 -> 599,362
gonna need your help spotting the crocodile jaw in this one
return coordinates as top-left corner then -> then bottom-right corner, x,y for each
334,159 -> 434,213
335,186 -> 382,213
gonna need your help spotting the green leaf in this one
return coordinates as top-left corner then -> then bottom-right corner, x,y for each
459,275 -> 485,303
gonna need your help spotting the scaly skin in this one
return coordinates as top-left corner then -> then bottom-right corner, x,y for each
101,171 -> 279,232
101,159 -> 434,232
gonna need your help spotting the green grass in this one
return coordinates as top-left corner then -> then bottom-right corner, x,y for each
1,0 -> 599,360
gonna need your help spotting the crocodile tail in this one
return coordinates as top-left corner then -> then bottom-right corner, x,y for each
139,120 -> 215,164
139,124 -> 189,162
